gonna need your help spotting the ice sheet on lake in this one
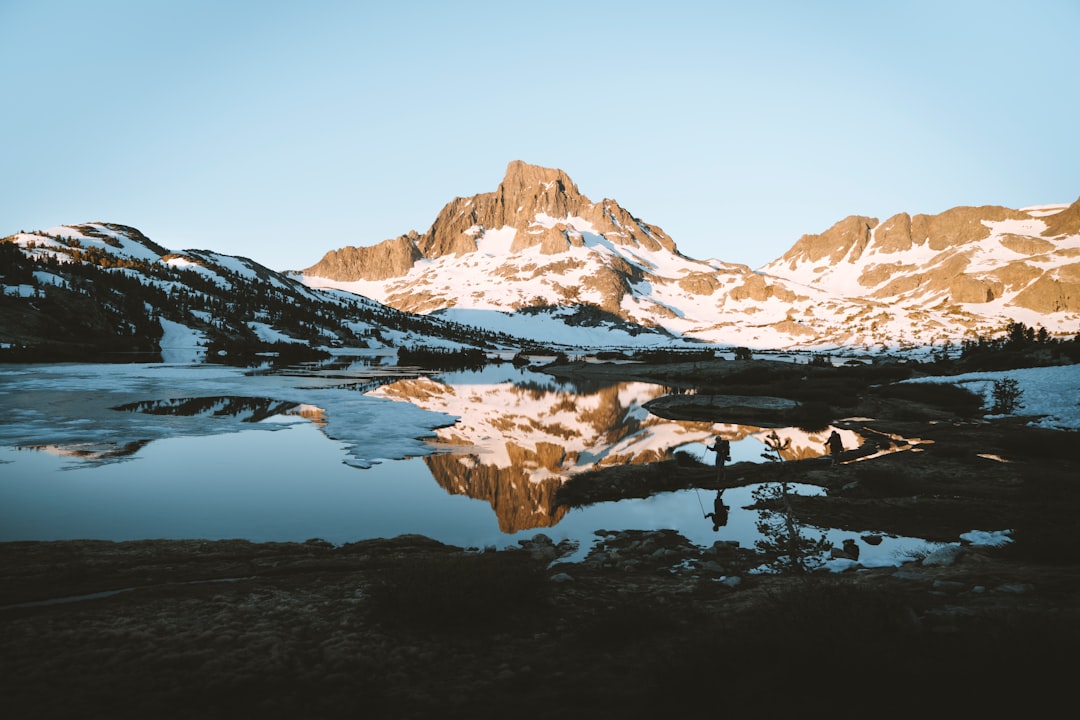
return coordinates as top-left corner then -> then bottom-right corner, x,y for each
0,363 -> 456,468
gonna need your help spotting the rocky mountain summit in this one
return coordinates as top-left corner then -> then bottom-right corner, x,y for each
307,160 -> 681,281
304,162 -> 1080,350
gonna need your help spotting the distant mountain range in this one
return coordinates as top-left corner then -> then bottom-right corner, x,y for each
3,161 -> 1077,359
303,160 -> 1080,350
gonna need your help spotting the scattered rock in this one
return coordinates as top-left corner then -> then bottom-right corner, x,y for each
932,580 -> 967,593
996,583 -> 1035,595
922,545 -> 964,567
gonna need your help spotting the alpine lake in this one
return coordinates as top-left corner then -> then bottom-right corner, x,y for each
0,354 -> 933,567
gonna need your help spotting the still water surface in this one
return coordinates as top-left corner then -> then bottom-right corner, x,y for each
0,361 -> 933,564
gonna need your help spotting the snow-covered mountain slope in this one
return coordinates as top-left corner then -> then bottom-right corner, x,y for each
1,223 -> 505,361
302,161 -> 843,349
760,201 -> 1080,336
303,162 -> 1080,350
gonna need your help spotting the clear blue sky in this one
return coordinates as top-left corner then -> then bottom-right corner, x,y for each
3,0 -> 1078,271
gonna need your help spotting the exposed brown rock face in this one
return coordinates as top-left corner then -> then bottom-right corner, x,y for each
1041,197 -> 1080,237
582,266 -> 634,312
305,161 -> 683,281
768,319 -> 817,338
778,205 -> 1033,271
922,253 -> 971,294
678,272 -> 722,295
870,274 -> 923,298
777,215 -> 878,268
512,224 -> 574,255
728,273 -> 796,303
1058,262 -> 1080,284
949,274 -> 1002,304
306,232 -> 423,281
586,200 -> 679,254
1011,275 -> 1080,313
728,273 -> 770,302
993,261 -> 1042,290
999,234 -> 1055,255
912,205 -> 1026,250
874,213 -> 915,253
859,262 -> 916,288
417,197 -> 482,258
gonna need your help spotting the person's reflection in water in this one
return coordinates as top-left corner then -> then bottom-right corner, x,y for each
705,489 -> 729,531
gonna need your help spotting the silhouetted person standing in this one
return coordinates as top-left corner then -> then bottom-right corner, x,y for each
707,436 -> 731,481
826,430 -> 844,465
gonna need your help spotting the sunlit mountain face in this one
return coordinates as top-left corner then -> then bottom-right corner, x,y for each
368,367 -> 860,532
304,161 -> 1080,350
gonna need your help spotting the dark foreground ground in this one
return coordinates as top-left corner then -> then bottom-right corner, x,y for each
3,358 -> 1079,719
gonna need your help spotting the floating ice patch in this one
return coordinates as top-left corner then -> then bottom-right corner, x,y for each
960,529 -> 1013,547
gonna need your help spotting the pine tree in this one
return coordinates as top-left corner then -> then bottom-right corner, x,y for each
990,376 -> 1024,415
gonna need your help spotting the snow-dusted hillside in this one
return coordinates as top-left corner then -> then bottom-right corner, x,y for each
304,162 -> 1080,351
1,223 -> 507,360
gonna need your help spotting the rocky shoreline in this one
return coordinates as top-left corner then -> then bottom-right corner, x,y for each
3,357 -> 1078,717
3,527 -> 1076,718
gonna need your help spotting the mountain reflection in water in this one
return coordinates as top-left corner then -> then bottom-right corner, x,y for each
114,396 -> 326,425
370,367 -> 862,533
1,363 -> 934,563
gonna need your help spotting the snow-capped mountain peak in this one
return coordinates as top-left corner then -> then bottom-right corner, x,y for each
303,162 -> 825,348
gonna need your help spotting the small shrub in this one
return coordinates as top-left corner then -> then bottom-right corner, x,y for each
673,450 -> 703,467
